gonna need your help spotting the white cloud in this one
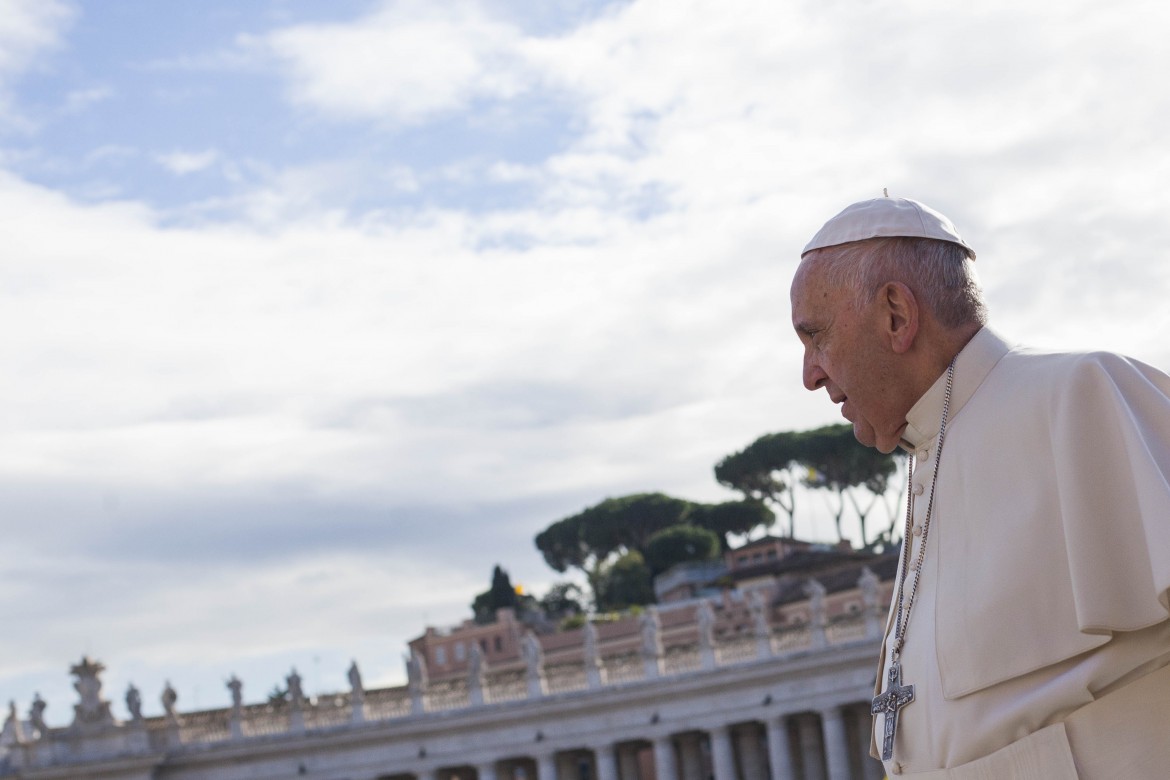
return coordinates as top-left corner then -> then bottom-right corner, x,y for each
0,0 -> 74,126
0,0 -> 72,78
5,0 -> 1170,727
155,148 -> 219,175
259,0 -> 531,124
61,85 -> 113,114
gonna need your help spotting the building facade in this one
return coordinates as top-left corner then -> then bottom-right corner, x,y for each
1,562 -> 893,780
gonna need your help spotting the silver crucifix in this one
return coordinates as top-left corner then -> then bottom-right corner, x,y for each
871,660 -> 915,761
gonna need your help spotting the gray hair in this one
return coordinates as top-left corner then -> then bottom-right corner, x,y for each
805,237 -> 987,329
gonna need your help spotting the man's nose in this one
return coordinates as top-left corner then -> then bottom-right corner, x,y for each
803,351 -> 827,391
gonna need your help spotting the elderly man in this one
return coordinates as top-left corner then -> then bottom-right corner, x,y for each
790,196 -> 1170,779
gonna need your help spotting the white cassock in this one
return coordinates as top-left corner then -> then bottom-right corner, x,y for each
873,327 -> 1170,779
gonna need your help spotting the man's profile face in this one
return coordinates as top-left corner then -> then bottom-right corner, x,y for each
790,252 -> 905,453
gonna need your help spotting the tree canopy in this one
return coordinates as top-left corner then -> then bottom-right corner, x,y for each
714,431 -> 802,535
527,423 -> 902,617
716,423 -> 898,548
534,492 -> 774,607
688,500 -> 775,551
797,424 -> 898,546
643,524 -> 721,577
471,565 -> 520,624
593,551 -> 655,612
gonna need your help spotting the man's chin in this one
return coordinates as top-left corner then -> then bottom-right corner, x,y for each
851,421 -> 900,453
850,421 -> 878,449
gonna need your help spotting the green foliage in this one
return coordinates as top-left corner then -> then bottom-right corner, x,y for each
796,424 -> 898,546
716,423 -> 898,547
643,524 -> 721,577
714,431 -> 802,534
534,491 -> 777,608
579,492 -> 693,558
798,424 -> 896,491
538,581 -> 584,620
560,613 -> 587,630
471,565 -> 519,624
534,517 -> 592,573
689,500 -> 775,550
593,551 -> 655,611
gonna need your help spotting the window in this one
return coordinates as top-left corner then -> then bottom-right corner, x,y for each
435,646 -> 447,665
493,636 -> 503,652
454,642 -> 466,662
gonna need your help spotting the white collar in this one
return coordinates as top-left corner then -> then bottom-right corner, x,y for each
900,327 -> 1012,450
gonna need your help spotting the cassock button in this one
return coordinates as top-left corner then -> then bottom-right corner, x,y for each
912,482 -> 925,496
917,448 -> 929,462
912,524 -> 923,537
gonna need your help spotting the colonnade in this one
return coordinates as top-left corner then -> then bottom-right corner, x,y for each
380,701 -> 884,780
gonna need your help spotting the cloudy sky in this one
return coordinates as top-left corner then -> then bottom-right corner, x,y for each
2,0 -> 1169,723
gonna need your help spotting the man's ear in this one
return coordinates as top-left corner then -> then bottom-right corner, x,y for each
881,281 -> 919,354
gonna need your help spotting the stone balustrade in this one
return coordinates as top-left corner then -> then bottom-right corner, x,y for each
0,572 -> 891,780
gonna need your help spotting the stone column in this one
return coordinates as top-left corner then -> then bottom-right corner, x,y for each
735,724 -> 768,780
536,753 -> 558,780
797,714 -> 827,780
709,725 -> 737,780
820,706 -> 851,780
653,735 -> 678,780
766,716 -> 796,780
595,744 -> 619,780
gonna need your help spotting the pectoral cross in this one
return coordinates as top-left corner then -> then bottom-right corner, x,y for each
871,660 -> 915,761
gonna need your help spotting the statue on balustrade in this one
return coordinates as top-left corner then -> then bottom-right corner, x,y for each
522,630 -> 544,677
125,684 -> 143,722
227,676 -> 243,711
641,606 -> 663,658
696,599 -> 716,648
70,656 -> 114,728
29,693 -> 47,738
161,682 -> 179,725
804,578 -> 827,625
286,669 -> 305,708
859,566 -> 880,613
749,589 -> 772,639
407,652 -> 428,692
347,660 -> 364,703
